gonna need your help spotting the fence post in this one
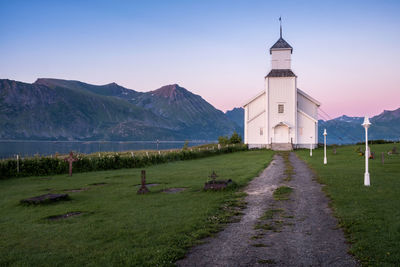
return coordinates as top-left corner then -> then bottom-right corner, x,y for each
16,154 -> 20,173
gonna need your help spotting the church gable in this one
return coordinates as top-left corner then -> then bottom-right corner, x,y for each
297,89 -> 320,120
245,92 -> 265,122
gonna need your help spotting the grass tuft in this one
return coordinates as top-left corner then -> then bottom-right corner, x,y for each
258,259 -> 277,264
273,186 -> 293,200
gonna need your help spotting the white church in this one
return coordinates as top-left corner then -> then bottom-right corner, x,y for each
243,26 -> 320,150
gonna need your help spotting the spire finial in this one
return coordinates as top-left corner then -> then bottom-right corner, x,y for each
279,17 -> 282,38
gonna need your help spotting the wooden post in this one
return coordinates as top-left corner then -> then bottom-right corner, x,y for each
381,152 -> 384,164
137,170 -> 149,194
16,154 -> 20,173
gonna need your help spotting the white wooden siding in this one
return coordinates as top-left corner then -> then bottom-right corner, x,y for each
247,93 -> 265,121
297,111 -> 316,145
297,92 -> 318,120
247,112 -> 266,144
268,77 -> 296,142
271,49 -> 291,69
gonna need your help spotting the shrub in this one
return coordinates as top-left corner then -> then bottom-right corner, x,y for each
229,131 -> 242,144
0,144 -> 248,179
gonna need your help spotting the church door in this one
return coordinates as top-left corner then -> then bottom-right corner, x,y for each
274,125 -> 289,143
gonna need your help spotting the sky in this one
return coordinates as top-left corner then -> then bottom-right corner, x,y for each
1,0 -> 399,118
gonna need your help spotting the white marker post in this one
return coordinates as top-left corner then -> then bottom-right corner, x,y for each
362,116 -> 371,186
310,136 -> 313,157
323,129 -> 327,164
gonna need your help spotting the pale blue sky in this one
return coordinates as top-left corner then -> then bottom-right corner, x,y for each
1,0 -> 399,117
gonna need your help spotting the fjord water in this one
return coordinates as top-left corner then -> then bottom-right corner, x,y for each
0,140 -> 212,159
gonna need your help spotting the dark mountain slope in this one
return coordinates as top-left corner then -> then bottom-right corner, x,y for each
225,107 -> 244,136
35,78 -> 141,100
319,108 -> 400,144
0,79 -> 239,141
130,84 -> 240,139
0,79 -> 176,140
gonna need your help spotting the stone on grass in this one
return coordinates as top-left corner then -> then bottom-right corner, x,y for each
204,179 -> 234,190
20,193 -> 70,205
204,171 -> 235,190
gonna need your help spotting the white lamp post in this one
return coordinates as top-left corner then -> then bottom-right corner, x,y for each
323,129 -> 327,164
310,136 -> 313,157
362,116 -> 371,186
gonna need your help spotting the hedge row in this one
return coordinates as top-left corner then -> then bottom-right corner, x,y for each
0,144 -> 248,179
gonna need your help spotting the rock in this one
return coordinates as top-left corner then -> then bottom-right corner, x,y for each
204,179 -> 234,190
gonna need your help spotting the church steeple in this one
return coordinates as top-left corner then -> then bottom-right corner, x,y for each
268,18 -> 294,71
269,17 -> 293,54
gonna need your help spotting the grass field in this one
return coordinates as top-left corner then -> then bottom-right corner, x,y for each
0,150 -> 273,266
296,143 -> 400,266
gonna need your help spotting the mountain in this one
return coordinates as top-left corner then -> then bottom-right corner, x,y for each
219,105 -> 400,145
130,84 -> 239,139
319,108 -> 400,144
334,115 -> 363,124
35,78 -> 142,100
225,107 -> 244,137
0,79 -> 239,141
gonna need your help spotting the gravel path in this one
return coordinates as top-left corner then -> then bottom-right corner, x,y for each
176,152 -> 357,266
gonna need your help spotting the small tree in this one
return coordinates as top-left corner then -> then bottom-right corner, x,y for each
218,136 -> 229,145
230,131 -> 242,144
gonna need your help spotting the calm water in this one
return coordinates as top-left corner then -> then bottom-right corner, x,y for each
0,140 -> 214,159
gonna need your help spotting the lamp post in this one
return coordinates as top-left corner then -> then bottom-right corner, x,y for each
323,129 -> 327,164
310,136 -> 313,157
362,116 -> 371,186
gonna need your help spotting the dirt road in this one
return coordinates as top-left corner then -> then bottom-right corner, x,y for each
176,152 -> 357,266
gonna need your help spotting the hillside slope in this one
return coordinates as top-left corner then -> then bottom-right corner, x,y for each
0,79 -> 239,141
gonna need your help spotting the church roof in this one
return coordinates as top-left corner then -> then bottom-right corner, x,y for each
265,69 -> 296,78
270,37 -> 293,54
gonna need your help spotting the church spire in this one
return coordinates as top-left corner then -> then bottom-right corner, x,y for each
269,17 -> 293,54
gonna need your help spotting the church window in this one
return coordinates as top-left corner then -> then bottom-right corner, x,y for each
278,104 -> 284,113
260,127 -> 263,135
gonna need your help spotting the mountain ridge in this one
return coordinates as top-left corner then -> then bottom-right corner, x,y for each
0,78 -> 240,141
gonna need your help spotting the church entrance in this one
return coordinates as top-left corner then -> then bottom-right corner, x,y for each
274,124 -> 289,143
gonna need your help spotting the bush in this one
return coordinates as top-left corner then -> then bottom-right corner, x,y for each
218,136 -> 229,145
0,144 -> 248,179
219,132 -> 243,145
230,131 -> 242,144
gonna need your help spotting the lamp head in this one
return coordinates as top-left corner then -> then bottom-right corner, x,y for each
323,129 -> 327,136
362,116 -> 371,129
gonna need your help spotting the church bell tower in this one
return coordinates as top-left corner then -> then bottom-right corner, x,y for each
265,18 -> 297,148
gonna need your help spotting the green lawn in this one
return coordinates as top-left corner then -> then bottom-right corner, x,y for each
296,143 -> 400,266
0,150 -> 273,266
